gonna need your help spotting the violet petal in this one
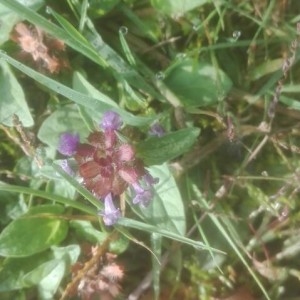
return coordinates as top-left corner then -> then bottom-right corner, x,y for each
149,122 -> 165,137
101,111 -> 123,131
99,193 -> 121,226
58,133 -> 79,156
132,182 -> 153,208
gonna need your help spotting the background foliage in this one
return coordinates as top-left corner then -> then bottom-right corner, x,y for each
1,0 -> 300,299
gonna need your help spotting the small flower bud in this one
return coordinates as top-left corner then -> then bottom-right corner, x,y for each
101,111 -> 123,131
149,122 -> 165,137
58,133 -> 79,156
99,193 -> 121,226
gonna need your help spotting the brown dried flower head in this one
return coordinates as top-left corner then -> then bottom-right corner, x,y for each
11,22 -> 68,73
69,247 -> 124,300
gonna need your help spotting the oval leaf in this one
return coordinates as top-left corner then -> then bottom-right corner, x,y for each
165,58 -> 232,107
0,253 -> 51,292
138,164 -> 186,235
136,127 -> 200,165
151,0 -> 208,17
0,205 -> 68,257
38,104 -> 90,149
0,61 -> 33,127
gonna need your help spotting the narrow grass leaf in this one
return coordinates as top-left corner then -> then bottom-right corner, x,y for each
0,52 -> 153,126
151,233 -> 162,300
192,184 -> 271,300
279,95 -> 300,110
0,183 -> 96,215
117,218 -> 224,252
151,0 -> 209,17
119,28 -> 136,66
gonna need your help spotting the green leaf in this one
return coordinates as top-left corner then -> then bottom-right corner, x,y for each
0,245 -> 79,295
72,71 -> 118,127
151,233 -> 162,300
0,6 -> 20,45
282,84 -> 300,93
89,0 -> 120,17
0,52 -> 154,127
38,104 -> 90,149
249,58 -> 283,81
165,58 -> 232,107
0,189 -> 19,226
0,252 -> 51,291
120,4 -> 158,42
192,184 -> 271,300
279,95 -> 300,110
70,220 -> 129,254
136,127 -> 200,165
0,183 -> 97,215
151,0 -> 208,17
73,71 -> 118,108
70,220 -> 107,244
119,27 -> 136,66
52,244 -> 80,262
22,259 -> 65,290
0,205 -> 68,257
134,164 -> 186,235
117,217 -> 222,252
46,177 -> 77,200
0,61 -> 33,127
22,245 -> 80,299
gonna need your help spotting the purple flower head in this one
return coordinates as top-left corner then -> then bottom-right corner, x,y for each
58,133 -> 79,156
101,111 -> 123,131
99,193 -> 121,226
149,122 -> 165,137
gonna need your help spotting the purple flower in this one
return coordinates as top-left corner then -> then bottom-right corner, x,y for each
131,173 -> 158,207
132,182 -> 153,208
58,133 -> 79,156
59,159 -> 74,175
101,111 -> 123,131
149,122 -> 165,137
99,193 -> 121,226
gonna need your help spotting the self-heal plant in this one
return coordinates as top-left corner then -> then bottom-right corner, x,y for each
58,111 -> 158,226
